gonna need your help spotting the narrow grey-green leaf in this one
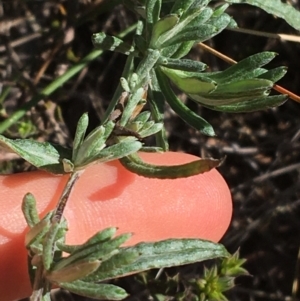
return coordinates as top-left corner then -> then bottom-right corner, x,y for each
140,146 -> 164,152
150,14 -> 179,48
155,68 -> 215,136
119,88 -> 145,126
159,57 -> 207,72
77,140 -> 142,168
160,66 -> 216,94
72,113 -> 89,161
171,0 -> 196,14
211,78 -> 273,96
188,78 -> 273,106
43,221 -> 62,270
92,33 -> 134,55
59,281 -> 128,300
139,122 -> 163,138
205,52 -> 277,84
91,249 -> 139,274
182,6 -> 213,28
47,260 -> 100,283
25,213 -> 52,249
212,3 -> 229,17
146,0 -> 162,27
160,43 -> 183,58
0,136 -> 71,174
53,233 -> 131,271
170,41 -> 195,58
226,0 -> 300,31
119,153 -> 221,179
86,238 -> 229,282
156,7 -> 205,47
74,121 -> 116,168
132,111 -> 151,123
258,66 -> 288,82
164,13 -> 231,47
203,94 -> 287,112
22,193 -> 40,228
149,69 -> 169,151
57,228 -> 117,254
135,49 -> 160,83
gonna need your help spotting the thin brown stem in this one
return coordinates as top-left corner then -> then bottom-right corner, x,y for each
29,170 -> 84,299
52,170 -> 83,223
30,260 -> 48,301
228,27 -> 300,43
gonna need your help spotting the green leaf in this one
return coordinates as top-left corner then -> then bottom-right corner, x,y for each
53,233 -> 132,271
159,43 -> 182,58
76,140 -> 142,168
119,153 -> 221,179
155,68 -> 215,136
189,78 -> 273,106
22,193 -> 40,228
205,52 -> 278,84
74,121 -> 117,168
181,6 -> 213,29
212,3 -> 230,17
132,111 -> 151,123
0,136 -> 71,174
155,7 -> 205,48
164,13 -> 231,47
90,249 -> 140,274
148,69 -> 169,150
221,250 -> 249,277
119,88 -> 145,126
146,0 -> 161,25
92,33 -> 135,55
47,260 -> 101,283
226,0 -> 300,31
86,238 -> 229,282
139,122 -> 163,138
150,14 -> 179,47
72,113 -> 89,161
170,40 -> 195,58
43,221 -> 62,270
135,48 -> 161,84
59,281 -> 128,300
58,227 -> 118,254
258,66 -> 287,82
203,94 -> 287,113
25,213 -> 52,249
171,0 -> 198,14
210,78 -> 273,97
160,66 -> 216,94
159,57 -> 207,72
166,7 -> 214,59
180,0 -> 211,22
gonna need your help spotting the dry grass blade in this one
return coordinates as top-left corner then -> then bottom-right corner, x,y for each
229,27 -> 300,43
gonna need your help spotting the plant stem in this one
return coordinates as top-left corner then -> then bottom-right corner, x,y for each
29,170 -> 83,299
52,170 -> 83,223
30,260 -> 50,301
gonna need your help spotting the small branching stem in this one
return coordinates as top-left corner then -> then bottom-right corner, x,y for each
30,261 -> 49,301
52,170 -> 83,223
30,170 -> 83,300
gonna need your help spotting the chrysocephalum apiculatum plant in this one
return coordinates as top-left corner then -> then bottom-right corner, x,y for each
0,0 -> 300,300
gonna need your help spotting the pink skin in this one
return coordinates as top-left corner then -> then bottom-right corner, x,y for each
0,152 -> 232,301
